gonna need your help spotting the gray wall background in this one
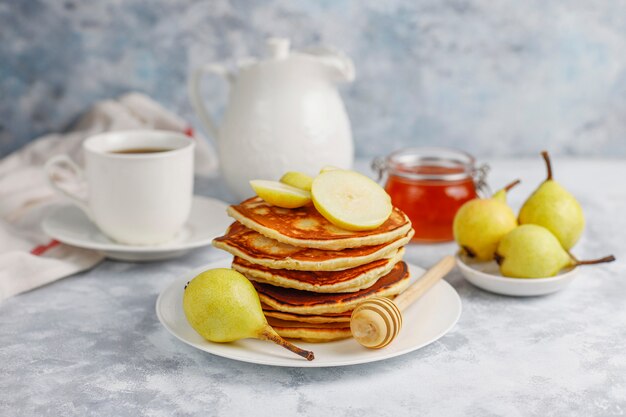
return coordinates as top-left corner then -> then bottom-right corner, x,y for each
2,0 -> 626,158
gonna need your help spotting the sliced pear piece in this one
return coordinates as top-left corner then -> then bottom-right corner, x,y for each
311,170 -> 392,231
279,171 -> 313,191
250,180 -> 311,208
319,165 -> 341,173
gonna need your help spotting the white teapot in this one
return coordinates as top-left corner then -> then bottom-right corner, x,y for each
189,38 -> 355,199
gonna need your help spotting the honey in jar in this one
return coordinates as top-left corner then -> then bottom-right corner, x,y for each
373,148 -> 488,243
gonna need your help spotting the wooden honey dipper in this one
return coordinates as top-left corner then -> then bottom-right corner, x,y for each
350,255 -> 456,349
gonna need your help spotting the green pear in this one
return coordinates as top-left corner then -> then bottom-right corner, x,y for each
519,151 -> 585,249
453,180 -> 520,261
495,224 -> 615,278
183,268 -> 314,361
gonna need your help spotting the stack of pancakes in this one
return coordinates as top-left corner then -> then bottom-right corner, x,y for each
212,197 -> 414,342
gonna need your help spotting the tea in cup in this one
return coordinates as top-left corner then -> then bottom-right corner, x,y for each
45,130 -> 195,245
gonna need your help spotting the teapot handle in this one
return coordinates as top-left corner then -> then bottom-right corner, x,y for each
188,63 -> 232,139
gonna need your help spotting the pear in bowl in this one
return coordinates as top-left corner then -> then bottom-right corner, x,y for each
453,180 -> 520,261
456,252 -> 578,297
456,225 -> 615,296
495,225 -> 614,278
518,151 -> 585,250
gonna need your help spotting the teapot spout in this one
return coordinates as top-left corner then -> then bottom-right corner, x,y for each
303,46 -> 355,83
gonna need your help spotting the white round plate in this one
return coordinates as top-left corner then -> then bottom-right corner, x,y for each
456,253 -> 578,297
156,259 -> 462,367
42,196 -> 231,261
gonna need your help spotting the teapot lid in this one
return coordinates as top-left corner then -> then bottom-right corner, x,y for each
266,38 -> 291,60
234,37 -> 354,83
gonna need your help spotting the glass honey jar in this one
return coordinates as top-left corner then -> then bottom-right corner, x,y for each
372,147 -> 489,243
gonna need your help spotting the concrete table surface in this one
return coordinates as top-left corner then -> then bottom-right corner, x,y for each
1,158 -> 624,416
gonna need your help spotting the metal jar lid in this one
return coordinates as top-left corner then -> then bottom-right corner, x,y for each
372,147 -> 491,196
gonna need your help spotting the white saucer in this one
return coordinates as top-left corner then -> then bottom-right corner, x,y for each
42,196 -> 231,261
456,253 -> 579,297
156,259 -> 462,367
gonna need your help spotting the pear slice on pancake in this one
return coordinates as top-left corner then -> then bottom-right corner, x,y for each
227,197 -> 412,250
213,222 -> 413,271
233,248 -> 405,293
253,262 -> 410,315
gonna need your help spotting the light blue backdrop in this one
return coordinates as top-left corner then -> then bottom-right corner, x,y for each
2,0 -> 626,157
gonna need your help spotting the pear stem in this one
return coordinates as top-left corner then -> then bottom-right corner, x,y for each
575,255 -> 616,266
259,327 -> 315,361
502,179 -> 521,192
541,150 -> 553,181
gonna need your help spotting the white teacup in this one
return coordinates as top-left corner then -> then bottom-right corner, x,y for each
45,130 -> 195,246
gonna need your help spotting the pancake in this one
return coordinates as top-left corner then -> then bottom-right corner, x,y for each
267,317 -> 352,342
263,308 -> 352,324
233,248 -> 405,293
213,222 -> 414,271
254,261 -> 410,314
228,197 -> 412,250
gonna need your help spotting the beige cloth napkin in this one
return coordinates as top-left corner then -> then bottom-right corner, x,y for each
0,92 -> 217,302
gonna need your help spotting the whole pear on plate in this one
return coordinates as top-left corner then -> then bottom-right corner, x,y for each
183,268 -> 314,360
453,180 -> 520,261
495,224 -> 615,278
518,151 -> 584,249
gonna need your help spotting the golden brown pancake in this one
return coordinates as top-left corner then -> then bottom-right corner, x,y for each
213,222 -> 413,271
254,262 -> 410,314
227,197 -> 412,250
266,317 -> 352,342
232,248 -> 404,293
262,308 -> 352,323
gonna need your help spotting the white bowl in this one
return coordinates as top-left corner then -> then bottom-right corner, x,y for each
455,253 -> 578,297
